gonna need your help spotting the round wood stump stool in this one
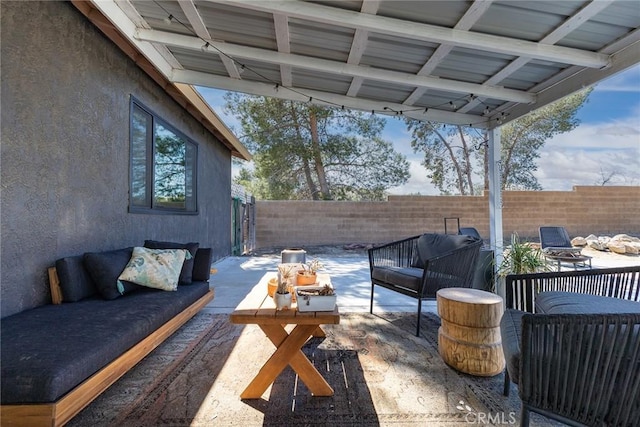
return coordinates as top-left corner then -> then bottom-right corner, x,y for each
436,287 -> 505,376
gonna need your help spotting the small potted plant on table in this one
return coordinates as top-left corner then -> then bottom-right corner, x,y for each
274,264 -> 294,310
297,259 -> 324,286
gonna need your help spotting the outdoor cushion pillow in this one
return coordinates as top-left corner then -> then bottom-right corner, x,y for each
118,247 -> 190,291
83,247 -> 143,300
55,255 -> 97,302
417,233 -> 479,267
144,240 -> 199,285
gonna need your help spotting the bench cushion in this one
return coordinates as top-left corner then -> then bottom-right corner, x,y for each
535,292 -> 640,314
0,282 -> 209,404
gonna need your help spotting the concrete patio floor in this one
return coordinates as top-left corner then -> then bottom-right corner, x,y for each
203,246 -> 640,315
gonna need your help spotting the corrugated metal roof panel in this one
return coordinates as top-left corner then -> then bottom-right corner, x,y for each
376,0 -> 470,27
360,33 -> 435,74
289,19 -> 354,62
434,47 -> 515,84
292,68 -> 352,94
171,47 -> 229,75
473,1 -> 582,41
357,80 -> 414,104
194,2 -> 277,50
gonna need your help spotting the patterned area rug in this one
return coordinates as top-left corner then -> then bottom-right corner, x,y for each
68,312 -> 559,426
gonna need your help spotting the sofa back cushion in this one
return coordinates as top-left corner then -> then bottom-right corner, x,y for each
192,248 -> 213,282
144,240 -> 199,285
55,255 -> 97,302
83,247 -> 143,300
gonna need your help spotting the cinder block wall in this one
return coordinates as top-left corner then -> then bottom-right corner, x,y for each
255,186 -> 639,248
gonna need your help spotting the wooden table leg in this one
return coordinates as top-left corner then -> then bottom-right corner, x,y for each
240,324 -> 333,399
312,326 -> 326,337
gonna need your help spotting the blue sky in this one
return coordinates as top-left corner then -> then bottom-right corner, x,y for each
198,64 -> 640,195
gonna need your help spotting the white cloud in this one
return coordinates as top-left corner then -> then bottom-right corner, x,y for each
535,115 -> 640,189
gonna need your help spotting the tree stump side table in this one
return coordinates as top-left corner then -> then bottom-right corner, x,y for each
436,287 -> 505,376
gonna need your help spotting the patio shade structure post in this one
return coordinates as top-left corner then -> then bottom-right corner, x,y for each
488,128 -> 505,298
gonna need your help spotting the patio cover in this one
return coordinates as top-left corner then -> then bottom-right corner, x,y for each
74,0 -> 640,288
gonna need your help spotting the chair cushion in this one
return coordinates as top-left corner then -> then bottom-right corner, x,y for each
416,233 -> 480,267
500,308 -> 526,385
371,266 -> 423,292
535,292 -> 640,314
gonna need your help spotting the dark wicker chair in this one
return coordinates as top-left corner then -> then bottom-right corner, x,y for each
519,312 -> 640,427
368,233 -> 482,336
501,266 -> 640,426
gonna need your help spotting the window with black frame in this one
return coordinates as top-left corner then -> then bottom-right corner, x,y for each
129,99 -> 197,213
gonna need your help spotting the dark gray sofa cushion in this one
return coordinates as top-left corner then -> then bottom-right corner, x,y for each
191,248 -> 212,283
55,255 -> 97,302
83,247 -> 142,300
144,240 -> 199,285
0,281 -> 209,404
535,292 -> 640,314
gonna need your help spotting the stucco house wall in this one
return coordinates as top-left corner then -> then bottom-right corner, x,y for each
1,1 -> 232,316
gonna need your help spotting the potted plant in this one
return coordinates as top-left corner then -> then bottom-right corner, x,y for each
497,233 -> 549,277
495,233 -> 550,295
297,259 -> 324,286
274,264 -> 294,310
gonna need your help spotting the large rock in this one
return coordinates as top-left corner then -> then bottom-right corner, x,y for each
624,244 -> 640,255
611,234 -> 640,243
571,237 -> 587,246
608,242 -> 627,254
587,235 -> 610,251
575,233 -> 639,254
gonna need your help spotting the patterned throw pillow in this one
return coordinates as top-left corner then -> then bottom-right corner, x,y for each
117,247 -> 190,292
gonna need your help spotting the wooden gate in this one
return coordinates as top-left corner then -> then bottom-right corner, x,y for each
231,184 -> 255,255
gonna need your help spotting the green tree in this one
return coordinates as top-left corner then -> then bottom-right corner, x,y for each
225,94 -> 409,200
406,88 -> 592,194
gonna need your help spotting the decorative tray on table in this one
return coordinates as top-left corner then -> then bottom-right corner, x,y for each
295,285 -> 336,312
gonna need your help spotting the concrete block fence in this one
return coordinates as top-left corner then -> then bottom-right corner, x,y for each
254,186 -> 639,249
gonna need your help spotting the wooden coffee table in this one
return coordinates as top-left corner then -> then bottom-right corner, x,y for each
229,272 -> 340,399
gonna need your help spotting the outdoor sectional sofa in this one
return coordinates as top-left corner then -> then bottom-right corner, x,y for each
0,241 -> 215,427
500,266 -> 640,426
